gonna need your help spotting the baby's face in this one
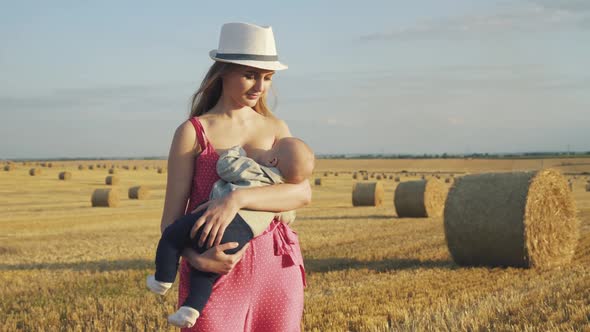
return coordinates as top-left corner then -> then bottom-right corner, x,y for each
259,137 -> 315,183
259,145 -> 281,168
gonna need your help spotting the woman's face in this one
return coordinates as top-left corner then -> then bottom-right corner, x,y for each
222,65 -> 274,108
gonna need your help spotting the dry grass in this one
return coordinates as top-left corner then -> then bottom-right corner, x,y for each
0,159 -> 589,331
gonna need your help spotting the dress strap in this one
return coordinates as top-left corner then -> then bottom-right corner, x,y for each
189,117 -> 207,151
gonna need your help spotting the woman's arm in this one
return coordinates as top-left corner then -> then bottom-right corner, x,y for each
160,120 -> 198,233
161,120 -> 250,274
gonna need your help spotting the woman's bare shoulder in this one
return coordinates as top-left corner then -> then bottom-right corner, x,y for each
268,116 -> 292,139
173,119 -> 200,154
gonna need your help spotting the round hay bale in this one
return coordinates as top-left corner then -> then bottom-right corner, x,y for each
363,175 -> 369,181
133,166 -> 138,170
445,178 -> 452,183
323,172 -> 328,177
314,178 -> 322,186
585,183 -> 590,192
78,165 -> 86,170
29,168 -> 42,176
334,172 -> 338,176
58,171 -> 72,180
145,166 -> 150,170
352,182 -> 384,207
394,177 -> 400,182
122,165 -> 130,170
108,168 -> 117,174
394,179 -> 447,218
444,169 -> 579,268
91,189 -> 119,207
105,175 -> 120,185
88,165 -> 94,170
376,175 -> 382,180
128,186 -> 150,199
157,167 -> 167,174
352,173 -> 358,179
3,165 -> 13,171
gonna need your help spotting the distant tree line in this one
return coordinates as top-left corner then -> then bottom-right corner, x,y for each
3,151 -> 590,162
316,151 -> 590,159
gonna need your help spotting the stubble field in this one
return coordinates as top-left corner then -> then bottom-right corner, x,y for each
1,158 -> 589,331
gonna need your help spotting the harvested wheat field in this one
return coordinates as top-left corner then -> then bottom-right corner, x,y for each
1,158 -> 589,331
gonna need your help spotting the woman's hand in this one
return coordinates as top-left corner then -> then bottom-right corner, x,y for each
190,192 -> 242,249
184,243 -> 250,275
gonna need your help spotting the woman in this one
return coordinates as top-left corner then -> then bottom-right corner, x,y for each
160,22 -> 310,331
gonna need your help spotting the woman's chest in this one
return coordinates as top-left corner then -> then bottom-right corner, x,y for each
204,120 -> 275,161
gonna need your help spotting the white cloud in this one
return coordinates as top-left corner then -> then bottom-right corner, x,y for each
360,0 -> 590,42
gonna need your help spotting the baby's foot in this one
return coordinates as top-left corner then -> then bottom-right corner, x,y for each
168,306 -> 200,328
146,275 -> 172,295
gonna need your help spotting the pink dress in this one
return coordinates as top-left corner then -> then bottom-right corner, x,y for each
178,117 -> 306,332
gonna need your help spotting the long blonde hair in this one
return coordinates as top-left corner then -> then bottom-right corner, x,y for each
189,62 -> 275,118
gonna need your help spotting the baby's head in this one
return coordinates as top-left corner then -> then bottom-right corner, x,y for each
261,137 -> 315,183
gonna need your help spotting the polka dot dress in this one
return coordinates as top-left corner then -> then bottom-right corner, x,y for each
178,117 -> 306,332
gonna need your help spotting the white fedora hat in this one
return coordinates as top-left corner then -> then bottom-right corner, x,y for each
209,22 -> 288,71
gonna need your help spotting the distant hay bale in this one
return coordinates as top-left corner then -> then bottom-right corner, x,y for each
376,175 -> 382,180
586,183 -> 590,192
3,165 -> 13,171
108,168 -> 117,174
334,172 -> 338,176
144,166 -> 150,170
394,177 -> 400,182
323,172 -> 328,177
394,179 -> 447,218
88,165 -> 94,170
133,166 -> 138,170
122,165 -> 130,170
91,189 -> 119,207
314,178 -> 322,186
444,169 -> 579,268
105,175 -> 120,185
58,171 -> 72,180
352,182 -> 384,207
157,167 -> 167,174
445,178 -> 452,183
29,168 -> 42,176
352,172 -> 358,179
128,186 -> 150,199
78,165 -> 86,170
363,175 -> 369,180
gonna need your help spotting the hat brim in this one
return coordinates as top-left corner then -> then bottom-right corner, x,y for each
209,50 -> 288,71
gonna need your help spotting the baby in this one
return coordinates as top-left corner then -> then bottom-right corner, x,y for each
146,137 -> 315,328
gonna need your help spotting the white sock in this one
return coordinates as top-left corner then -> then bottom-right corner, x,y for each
168,306 -> 200,328
146,275 -> 172,295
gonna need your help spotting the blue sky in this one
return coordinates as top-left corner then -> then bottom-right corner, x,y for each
1,0 -> 589,159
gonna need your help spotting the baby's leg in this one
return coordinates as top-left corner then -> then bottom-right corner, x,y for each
152,210 -> 207,284
169,213 -> 253,327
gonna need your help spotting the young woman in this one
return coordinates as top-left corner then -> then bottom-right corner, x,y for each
159,22 -> 310,331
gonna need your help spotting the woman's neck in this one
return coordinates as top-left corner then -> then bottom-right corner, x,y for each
209,94 -> 252,119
